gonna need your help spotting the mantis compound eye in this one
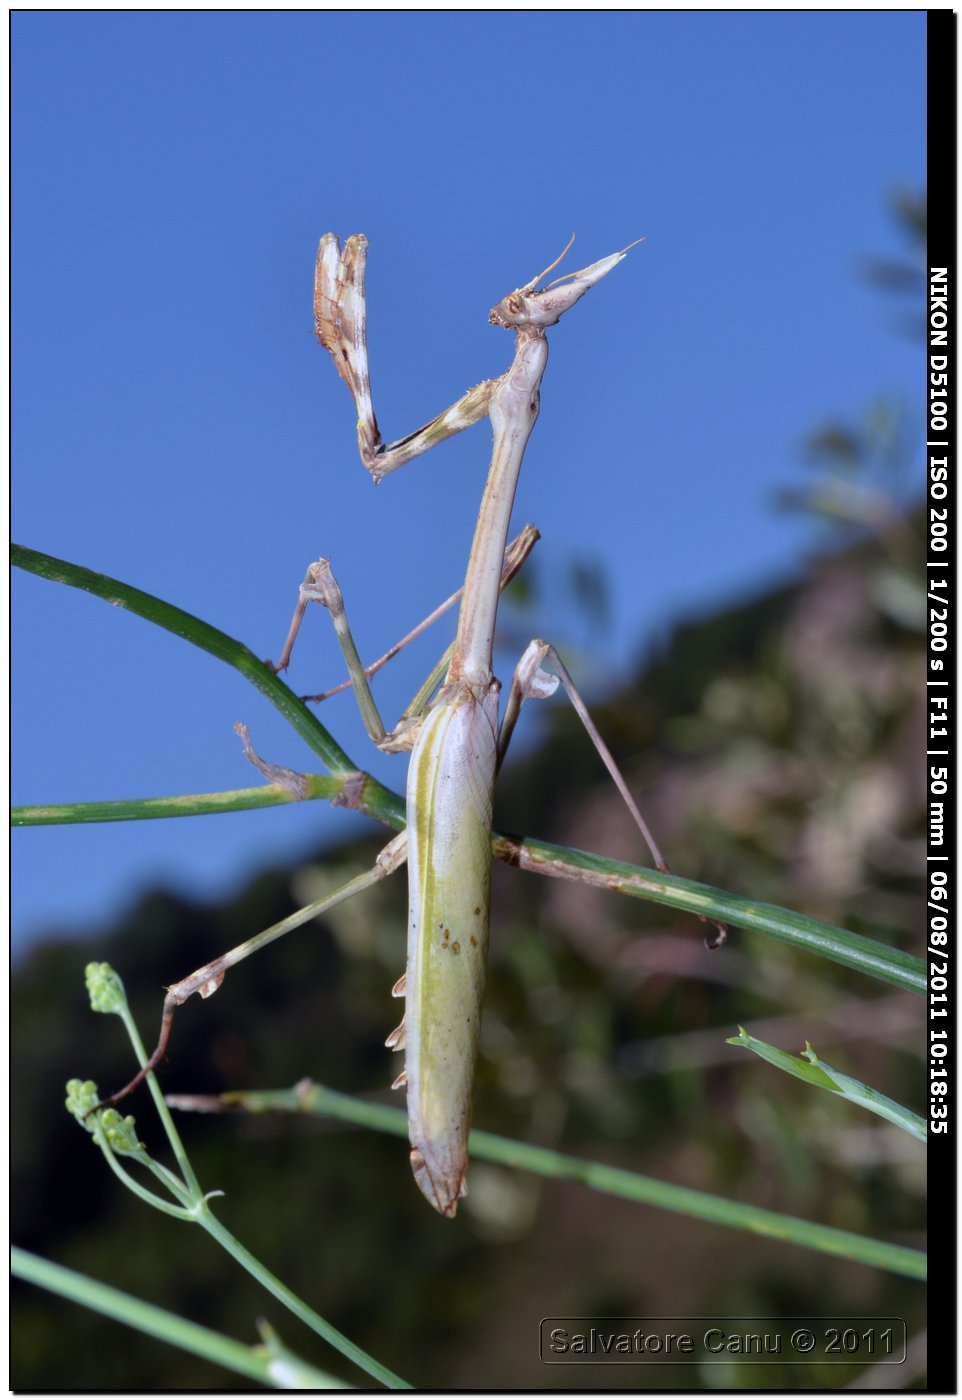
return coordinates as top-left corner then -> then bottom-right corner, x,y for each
489,292 -> 526,327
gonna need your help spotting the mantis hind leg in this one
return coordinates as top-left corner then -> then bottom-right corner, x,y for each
498,640 -> 727,948
87,832 -> 409,1116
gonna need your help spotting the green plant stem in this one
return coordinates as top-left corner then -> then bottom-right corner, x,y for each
79,971 -> 410,1390
197,1210 -> 410,1389
93,1129 -> 196,1219
12,780 -> 342,825
12,1247 -> 348,1389
208,1082 -> 926,1283
119,1000 -> 203,1199
503,835 -> 926,995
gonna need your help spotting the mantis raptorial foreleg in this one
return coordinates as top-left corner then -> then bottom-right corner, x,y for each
313,233 -> 497,482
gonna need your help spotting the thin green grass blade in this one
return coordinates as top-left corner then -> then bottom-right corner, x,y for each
198,1214 -> 410,1390
182,1084 -> 925,1282
12,779 -> 341,826
728,1028 -> 927,1141
13,544 -> 357,778
503,836 -> 925,995
12,1247 -> 350,1389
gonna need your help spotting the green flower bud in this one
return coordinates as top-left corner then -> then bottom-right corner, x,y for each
65,1079 -> 100,1120
85,963 -> 127,1015
100,1107 -> 143,1156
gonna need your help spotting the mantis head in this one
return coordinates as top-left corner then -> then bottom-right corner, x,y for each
489,235 -> 642,331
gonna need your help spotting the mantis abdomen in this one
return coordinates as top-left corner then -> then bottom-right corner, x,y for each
399,681 -> 500,1216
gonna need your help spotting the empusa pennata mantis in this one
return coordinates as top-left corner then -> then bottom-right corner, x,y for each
98,234 -> 725,1218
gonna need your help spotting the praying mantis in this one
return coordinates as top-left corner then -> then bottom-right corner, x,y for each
98,232 -> 723,1218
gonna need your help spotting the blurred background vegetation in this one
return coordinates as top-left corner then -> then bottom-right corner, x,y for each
12,197 -> 926,1389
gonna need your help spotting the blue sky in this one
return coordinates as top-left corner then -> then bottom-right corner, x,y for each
12,12 -> 926,952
